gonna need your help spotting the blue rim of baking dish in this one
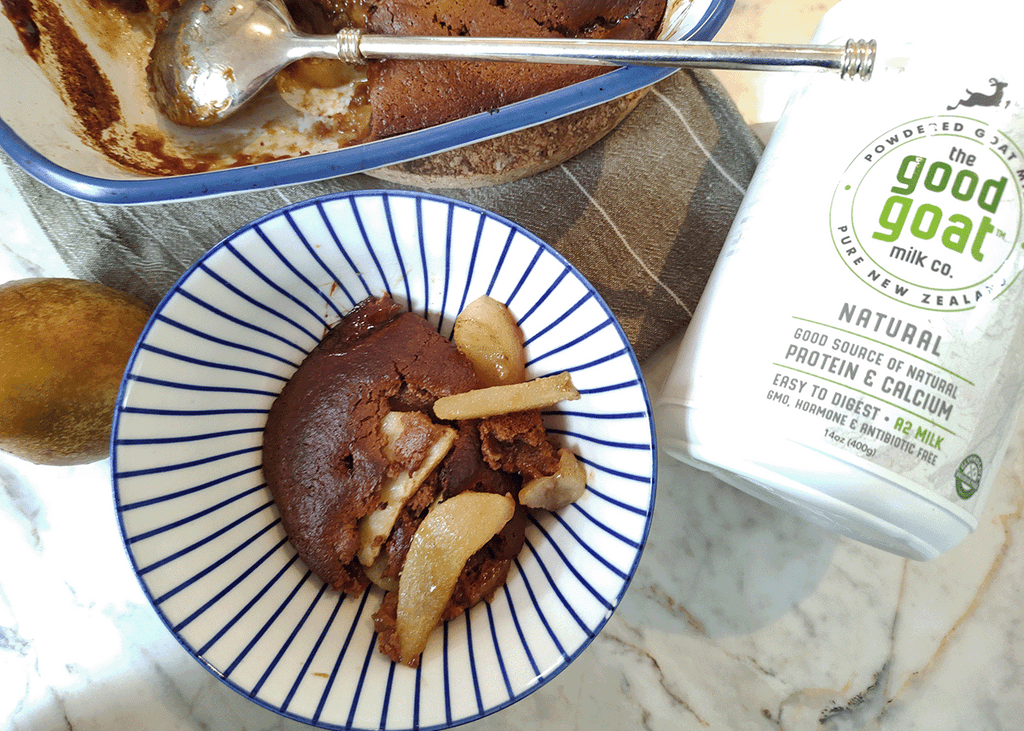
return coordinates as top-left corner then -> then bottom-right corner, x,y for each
0,0 -> 734,204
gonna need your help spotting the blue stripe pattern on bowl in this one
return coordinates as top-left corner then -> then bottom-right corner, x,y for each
112,190 -> 656,730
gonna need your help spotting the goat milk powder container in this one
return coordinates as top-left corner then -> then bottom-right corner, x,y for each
656,0 -> 1024,559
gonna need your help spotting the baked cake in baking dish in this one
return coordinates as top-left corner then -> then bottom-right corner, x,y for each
360,0 -> 667,138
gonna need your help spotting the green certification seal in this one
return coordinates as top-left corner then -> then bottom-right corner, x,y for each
955,454 -> 983,499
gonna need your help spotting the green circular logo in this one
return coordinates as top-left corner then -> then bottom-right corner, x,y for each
831,116 -> 1024,311
955,454 -> 983,499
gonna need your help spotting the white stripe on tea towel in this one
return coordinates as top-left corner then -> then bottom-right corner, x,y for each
652,88 -> 748,196
559,164 -> 690,313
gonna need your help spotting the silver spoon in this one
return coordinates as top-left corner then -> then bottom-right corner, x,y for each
149,0 -> 876,127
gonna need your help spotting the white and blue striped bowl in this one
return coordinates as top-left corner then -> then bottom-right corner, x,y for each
111,190 -> 656,730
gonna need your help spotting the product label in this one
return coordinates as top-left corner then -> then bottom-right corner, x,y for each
685,63 -> 1024,522
833,116 -> 1024,309
660,11 -> 1024,553
759,86 -> 1024,515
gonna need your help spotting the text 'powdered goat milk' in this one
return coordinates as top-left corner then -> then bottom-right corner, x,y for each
656,0 -> 1024,560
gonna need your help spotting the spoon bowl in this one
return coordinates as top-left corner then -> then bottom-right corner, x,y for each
149,0 -> 342,126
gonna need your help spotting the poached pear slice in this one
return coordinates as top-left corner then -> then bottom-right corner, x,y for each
396,491 -> 515,665
519,447 -> 587,511
357,411 -> 456,568
452,295 -> 526,387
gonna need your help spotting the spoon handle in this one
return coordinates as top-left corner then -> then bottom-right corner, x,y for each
336,30 -> 876,80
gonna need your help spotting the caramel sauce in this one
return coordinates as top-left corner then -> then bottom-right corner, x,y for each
2,0 -> 41,57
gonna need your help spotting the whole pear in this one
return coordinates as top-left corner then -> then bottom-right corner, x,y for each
0,278 -> 152,465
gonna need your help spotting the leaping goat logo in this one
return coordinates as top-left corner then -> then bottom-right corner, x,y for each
947,78 -> 1009,110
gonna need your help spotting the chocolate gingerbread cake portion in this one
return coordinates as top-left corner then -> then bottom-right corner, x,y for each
479,409 -> 562,478
364,0 -> 668,139
262,295 -> 480,595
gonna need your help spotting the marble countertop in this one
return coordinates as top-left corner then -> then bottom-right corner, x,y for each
2,2 -> 1022,730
